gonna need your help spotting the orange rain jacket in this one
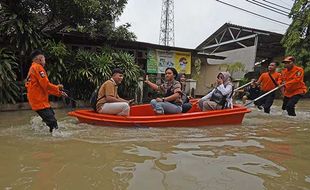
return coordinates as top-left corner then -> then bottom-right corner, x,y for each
25,62 -> 61,111
257,72 -> 281,92
279,65 -> 307,98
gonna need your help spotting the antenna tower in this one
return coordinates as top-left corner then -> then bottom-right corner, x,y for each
159,0 -> 175,46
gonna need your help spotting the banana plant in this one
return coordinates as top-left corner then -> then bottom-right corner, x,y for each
44,40 -> 69,84
0,48 -> 20,104
111,51 -> 141,98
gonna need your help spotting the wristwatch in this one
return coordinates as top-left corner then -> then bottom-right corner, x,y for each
162,98 -> 165,102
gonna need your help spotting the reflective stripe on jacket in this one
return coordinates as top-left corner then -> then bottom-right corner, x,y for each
280,65 -> 307,97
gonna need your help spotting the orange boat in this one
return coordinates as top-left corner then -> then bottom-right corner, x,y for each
68,102 -> 251,127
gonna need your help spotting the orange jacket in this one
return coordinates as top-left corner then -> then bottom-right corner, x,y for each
280,65 -> 307,98
25,62 -> 61,111
257,72 -> 281,92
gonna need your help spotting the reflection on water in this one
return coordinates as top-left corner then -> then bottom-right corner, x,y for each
0,100 -> 309,189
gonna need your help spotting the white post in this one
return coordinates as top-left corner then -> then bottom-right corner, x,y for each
138,77 -> 144,104
185,79 -> 197,97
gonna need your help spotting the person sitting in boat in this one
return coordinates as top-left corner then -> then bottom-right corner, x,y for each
198,72 -> 234,111
177,73 -> 186,91
177,73 -> 192,113
96,68 -> 134,116
237,79 -> 261,104
145,68 -> 183,114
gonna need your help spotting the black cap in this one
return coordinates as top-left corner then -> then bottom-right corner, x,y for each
112,68 -> 123,75
30,50 -> 43,60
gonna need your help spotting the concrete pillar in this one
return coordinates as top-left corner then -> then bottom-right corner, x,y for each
137,77 -> 144,104
185,79 -> 197,97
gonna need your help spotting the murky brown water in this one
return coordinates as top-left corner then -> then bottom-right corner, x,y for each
0,100 -> 309,190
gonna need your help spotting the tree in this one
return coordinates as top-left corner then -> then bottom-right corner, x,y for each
281,0 -> 309,69
219,62 -> 245,78
0,0 -> 137,103
0,0 -> 135,39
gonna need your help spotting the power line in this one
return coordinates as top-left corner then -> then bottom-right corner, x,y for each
251,0 -> 290,14
261,0 -> 291,11
246,0 -> 289,16
215,0 -> 290,26
276,0 -> 293,7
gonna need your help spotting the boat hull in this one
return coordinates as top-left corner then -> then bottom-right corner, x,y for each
68,103 -> 251,127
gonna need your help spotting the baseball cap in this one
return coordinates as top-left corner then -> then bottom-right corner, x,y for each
282,56 -> 295,63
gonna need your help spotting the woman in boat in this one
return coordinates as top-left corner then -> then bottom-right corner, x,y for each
198,72 -> 234,111
145,68 -> 183,114
177,73 -> 186,92
177,73 -> 192,113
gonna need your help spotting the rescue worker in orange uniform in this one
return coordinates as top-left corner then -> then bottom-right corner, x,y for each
25,50 -> 67,132
255,62 -> 281,114
280,56 -> 307,116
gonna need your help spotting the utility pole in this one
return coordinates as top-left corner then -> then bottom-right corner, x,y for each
159,0 -> 175,46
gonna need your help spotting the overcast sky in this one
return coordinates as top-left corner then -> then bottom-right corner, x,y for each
116,0 -> 294,49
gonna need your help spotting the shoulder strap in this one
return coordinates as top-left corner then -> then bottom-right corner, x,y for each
221,85 -> 234,109
268,72 -> 278,87
229,85 -> 235,98
97,94 -> 105,102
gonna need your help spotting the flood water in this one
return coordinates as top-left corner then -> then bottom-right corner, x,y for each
0,100 -> 309,190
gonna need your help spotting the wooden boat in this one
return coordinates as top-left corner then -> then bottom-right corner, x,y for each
68,101 -> 251,127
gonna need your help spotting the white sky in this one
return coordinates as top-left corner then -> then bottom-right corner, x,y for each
116,0 -> 294,49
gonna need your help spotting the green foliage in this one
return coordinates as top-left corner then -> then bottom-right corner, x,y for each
0,0 -> 134,40
66,50 -> 110,100
281,0 -> 309,69
220,62 -> 245,76
0,2 -> 42,56
0,0 -> 137,103
0,48 -> 20,104
42,42 -> 141,100
44,40 -> 69,84
111,51 -> 141,98
238,77 -> 250,86
109,23 -> 137,41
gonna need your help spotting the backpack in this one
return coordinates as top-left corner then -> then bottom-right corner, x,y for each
210,85 -> 235,109
210,88 -> 226,106
90,87 -> 105,112
181,92 -> 190,103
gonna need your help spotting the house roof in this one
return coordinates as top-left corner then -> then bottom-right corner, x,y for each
196,23 -> 285,58
54,32 -> 226,60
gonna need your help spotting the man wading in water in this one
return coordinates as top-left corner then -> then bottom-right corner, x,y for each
280,56 -> 307,116
255,62 -> 281,114
25,50 -> 68,133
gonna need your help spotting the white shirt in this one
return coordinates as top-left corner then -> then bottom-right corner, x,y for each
201,84 -> 233,108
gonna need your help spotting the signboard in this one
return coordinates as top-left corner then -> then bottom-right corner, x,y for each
174,51 -> 191,74
147,49 -> 191,74
157,50 -> 175,73
146,49 -> 158,74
